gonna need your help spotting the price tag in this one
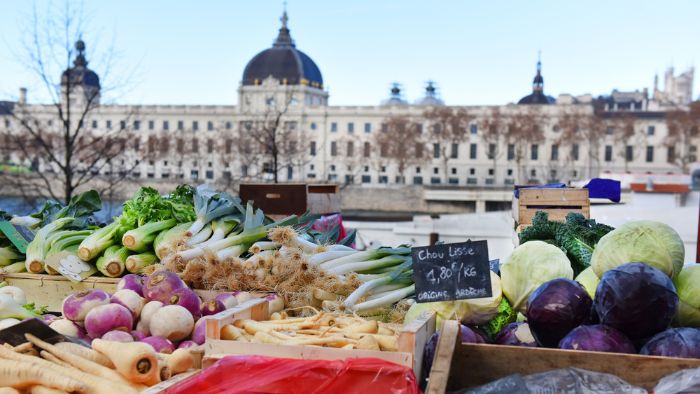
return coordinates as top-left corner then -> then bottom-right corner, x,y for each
412,240 -> 492,303
0,220 -> 34,254
45,252 -> 96,283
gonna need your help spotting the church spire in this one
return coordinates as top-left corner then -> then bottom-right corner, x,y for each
273,3 -> 295,48
532,51 -> 544,93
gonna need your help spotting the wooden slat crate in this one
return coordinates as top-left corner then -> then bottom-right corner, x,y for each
239,183 -> 340,217
0,273 -> 223,312
514,188 -> 590,227
426,320 -> 700,393
203,298 -> 436,379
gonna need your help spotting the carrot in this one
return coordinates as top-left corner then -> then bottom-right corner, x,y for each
40,350 -> 71,368
0,358 -> 85,392
55,342 -> 114,368
92,339 -> 158,384
0,343 -> 125,394
25,334 -> 143,391
27,386 -> 68,394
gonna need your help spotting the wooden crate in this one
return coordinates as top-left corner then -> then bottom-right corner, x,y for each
426,321 -> 700,393
141,370 -> 200,394
203,298 -> 436,379
0,273 -> 223,312
239,183 -> 341,216
513,188 -> 590,227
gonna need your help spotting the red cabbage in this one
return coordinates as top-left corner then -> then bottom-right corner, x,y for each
494,322 -> 537,347
559,325 -> 635,354
641,328 -> 700,359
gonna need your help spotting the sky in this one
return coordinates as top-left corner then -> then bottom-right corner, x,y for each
0,1 -> 698,107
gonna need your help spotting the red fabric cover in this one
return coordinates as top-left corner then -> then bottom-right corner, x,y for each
167,355 -> 420,394
312,214 -> 347,243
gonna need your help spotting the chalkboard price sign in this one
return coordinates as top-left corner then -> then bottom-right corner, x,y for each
412,240 -> 492,303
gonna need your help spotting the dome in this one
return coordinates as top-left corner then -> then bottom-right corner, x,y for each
415,81 -> 444,106
61,40 -> 100,89
241,11 -> 323,89
518,59 -> 553,105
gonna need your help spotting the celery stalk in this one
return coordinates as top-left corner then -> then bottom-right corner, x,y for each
0,247 -> 22,267
25,217 -> 75,274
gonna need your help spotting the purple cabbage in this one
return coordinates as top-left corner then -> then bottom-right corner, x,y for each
116,274 -> 144,297
594,263 -> 678,341
559,325 -> 635,354
526,278 -> 593,348
641,328 -> 700,359
494,322 -> 537,347
423,324 -> 482,377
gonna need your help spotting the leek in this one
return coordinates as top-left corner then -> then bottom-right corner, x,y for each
154,222 -> 192,260
350,284 -> 415,313
320,246 -> 410,271
97,245 -> 130,277
2,262 -> 26,274
216,244 -> 249,261
186,224 -> 213,246
209,215 -> 240,243
187,185 -> 242,236
122,219 -> 177,252
327,255 -> 407,275
249,241 -> 280,254
125,252 -> 157,274
308,249 -> 357,266
25,217 -> 75,273
343,262 -> 413,309
0,247 -> 22,267
177,226 -> 267,261
78,222 -> 120,261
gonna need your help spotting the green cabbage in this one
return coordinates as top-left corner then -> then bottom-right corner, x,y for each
591,220 -> 685,279
575,266 -> 600,299
500,241 -> 573,313
673,265 -> 700,327
404,271 -> 502,329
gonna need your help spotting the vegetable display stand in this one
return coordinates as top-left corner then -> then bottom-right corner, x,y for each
0,273 -> 226,312
512,187 -> 590,230
203,298 -> 436,379
426,321 -> 700,393
239,183 -> 341,217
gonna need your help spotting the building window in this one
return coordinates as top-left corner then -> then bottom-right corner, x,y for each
646,146 -> 654,162
431,177 -> 441,184
206,170 -> 214,180
416,167 -> 421,174
488,143 -> 496,159
647,125 -> 655,136
606,127 -> 614,135
379,143 -> 388,157
330,164 -> 336,172
507,144 -> 515,160
433,143 -> 440,159
242,165 -> 248,177
91,120 -> 98,128
192,139 -> 199,153
551,144 -> 559,161
530,169 -> 536,177
361,175 -> 371,183
193,121 -> 199,131
191,170 -> 199,180
177,121 -> 184,130
225,121 -> 232,130
310,141 -> 316,156
413,176 -> 423,185
531,144 -> 538,160
176,139 -> 184,153
106,120 -> 112,129
347,141 -> 354,156
364,142 -> 371,157
469,143 -> 477,159
604,145 -> 613,162
488,168 -> 494,176
626,146 -> 634,162
330,141 -> 338,156
469,168 -> 475,175
120,121 -> 126,129
163,121 -> 169,130
507,169 -> 513,176
451,143 -> 459,159
667,146 -> 675,163
379,176 -> 388,184
207,139 -> 214,153
206,121 -> 213,131
310,122 -> 317,130
433,167 -> 439,175
571,144 -> 579,161
330,122 -> 337,132
470,124 -> 478,135
364,123 -> 371,133
364,166 -> 369,172
347,123 -> 354,133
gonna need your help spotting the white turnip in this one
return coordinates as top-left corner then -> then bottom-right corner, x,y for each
149,305 -> 194,342
111,289 -> 145,319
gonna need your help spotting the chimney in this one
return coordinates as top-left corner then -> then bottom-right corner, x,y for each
18,88 -> 27,105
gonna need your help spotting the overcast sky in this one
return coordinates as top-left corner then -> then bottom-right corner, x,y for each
0,1 -> 697,106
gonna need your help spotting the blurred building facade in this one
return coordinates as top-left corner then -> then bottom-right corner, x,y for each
0,11 -> 697,194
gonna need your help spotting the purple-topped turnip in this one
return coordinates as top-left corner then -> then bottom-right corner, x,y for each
200,299 -> 225,317
102,330 -> 134,342
178,340 -> 197,349
141,336 -> 175,354
149,305 -> 194,342
214,293 -> 238,309
116,274 -> 144,297
136,301 -> 163,336
168,288 -> 201,318
111,289 -> 145,319
143,271 -> 186,303
84,303 -> 133,339
131,330 -> 147,341
191,318 -> 207,345
62,289 -> 110,322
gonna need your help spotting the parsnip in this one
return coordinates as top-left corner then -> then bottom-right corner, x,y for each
159,348 -> 194,375
356,335 -> 380,351
92,339 -> 159,384
39,350 -> 71,368
221,325 -> 247,341
27,386 -> 67,394
55,342 -> 114,368
0,358 -> 85,392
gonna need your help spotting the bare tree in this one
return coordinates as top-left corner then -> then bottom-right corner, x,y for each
0,3 -> 138,204
559,110 -> 607,179
480,107 -> 507,184
614,112 -> 645,172
372,115 -> 427,184
423,107 -> 473,183
504,107 -> 545,183
665,101 -> 700,173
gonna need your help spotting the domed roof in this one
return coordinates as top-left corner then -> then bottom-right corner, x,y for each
242,11 -> 323,89
518,59 -> 553,105
415,81 -> 444,106
61,40 -> 100,89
